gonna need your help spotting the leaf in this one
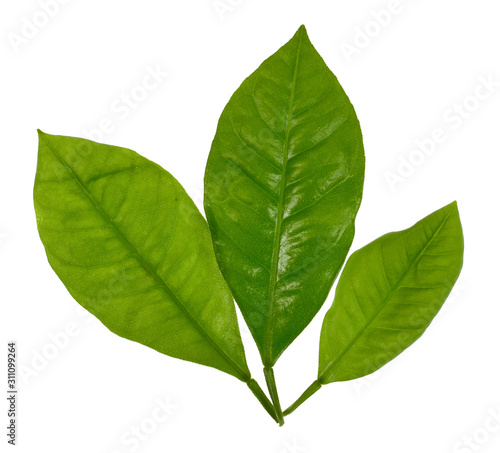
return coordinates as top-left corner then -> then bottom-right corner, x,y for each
34,131 -> 250,381
318,202 -> 464,384
204,25 -> 365,366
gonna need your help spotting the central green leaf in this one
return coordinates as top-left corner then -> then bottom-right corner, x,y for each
204,26 -> 365,365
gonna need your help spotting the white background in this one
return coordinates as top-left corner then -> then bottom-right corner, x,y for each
1,1 -> 500,452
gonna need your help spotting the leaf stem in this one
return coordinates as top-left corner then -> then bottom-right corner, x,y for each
264,367 -> 284,426
283,379 -> 322,416
246,379 -> 279,424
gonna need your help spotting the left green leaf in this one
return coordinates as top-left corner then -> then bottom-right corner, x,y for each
34,131 -> 251,381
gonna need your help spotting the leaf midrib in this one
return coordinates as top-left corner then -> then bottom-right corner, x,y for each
40,133 -> 250,382
319,207 -> 454,383
264,28 -> 305,365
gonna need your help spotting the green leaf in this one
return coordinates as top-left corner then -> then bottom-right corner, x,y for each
204,25 -> 365,366
318,202 -> 464,384
34,131 -> 250,381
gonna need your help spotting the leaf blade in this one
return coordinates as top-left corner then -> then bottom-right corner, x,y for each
204,26 -> 365,365
34,131 -> 250,381
318,202 -> 464,383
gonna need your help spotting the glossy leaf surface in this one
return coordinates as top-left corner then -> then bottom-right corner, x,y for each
318,202 -> 464,383
204,25 -> 365,365
34,131 -> 250,381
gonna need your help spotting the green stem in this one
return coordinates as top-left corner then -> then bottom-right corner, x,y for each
246,379 -> 279,424
283,379 -> 322,416
264,367 -> 284,426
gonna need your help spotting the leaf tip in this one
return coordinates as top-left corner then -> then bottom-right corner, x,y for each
37,129 -> 51,143
296,24 -> 308,37
447,200 -> 459,213
37,129 -> 48,149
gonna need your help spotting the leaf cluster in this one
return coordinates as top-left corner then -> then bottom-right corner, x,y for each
34,26 -> 464,425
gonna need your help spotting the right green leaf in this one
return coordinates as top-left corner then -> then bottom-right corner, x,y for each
318,202 -> 464,384
204,25 -> 365,366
